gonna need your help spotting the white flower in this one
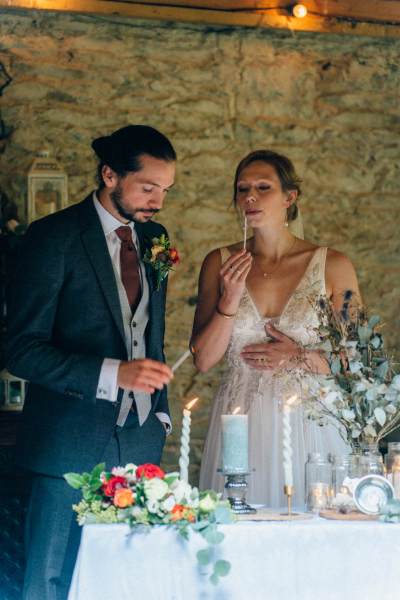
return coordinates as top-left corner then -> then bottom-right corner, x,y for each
146,499 -> 160,514
170,479 -> 192,504
144,478 -> 169,503
111,466 -> 127,477
199,493 -> 217,513
161,495 -> 176,512
124,463 -> 138,483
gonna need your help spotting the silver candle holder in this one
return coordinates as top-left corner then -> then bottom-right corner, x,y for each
221,470 -> 256,514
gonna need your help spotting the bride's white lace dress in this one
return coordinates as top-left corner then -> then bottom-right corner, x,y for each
199,246 -> 349,509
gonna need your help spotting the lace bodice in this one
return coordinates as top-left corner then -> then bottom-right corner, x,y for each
220,246 -> 327,413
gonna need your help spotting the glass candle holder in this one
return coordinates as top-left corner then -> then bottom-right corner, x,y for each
305,452 -> 332,512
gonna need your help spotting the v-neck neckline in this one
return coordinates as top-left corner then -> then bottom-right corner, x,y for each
245,247 -> 321,321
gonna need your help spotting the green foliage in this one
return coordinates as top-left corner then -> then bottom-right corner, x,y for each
306,294 -> 400,448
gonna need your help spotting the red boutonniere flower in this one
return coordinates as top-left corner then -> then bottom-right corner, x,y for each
136,463 -> 165,480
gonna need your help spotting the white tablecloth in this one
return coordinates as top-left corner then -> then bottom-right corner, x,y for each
69,517 -> 400,600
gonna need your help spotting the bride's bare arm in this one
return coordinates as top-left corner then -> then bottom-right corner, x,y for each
325,249 -> 361,311
191,248 -> 252,372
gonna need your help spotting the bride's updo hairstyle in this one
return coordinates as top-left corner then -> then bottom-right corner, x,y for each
233,150 -> 302,222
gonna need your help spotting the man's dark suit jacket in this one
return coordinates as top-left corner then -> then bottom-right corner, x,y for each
7,195 -> 169,477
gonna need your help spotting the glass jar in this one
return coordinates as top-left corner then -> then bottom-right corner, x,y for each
305,453 -> 332,512
391,455 -> 400,499
385,442 -> 400,483
358,443 -> 384,476
331,454 -> 352,495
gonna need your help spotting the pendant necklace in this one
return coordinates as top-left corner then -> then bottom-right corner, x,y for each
253,237 -> 297,279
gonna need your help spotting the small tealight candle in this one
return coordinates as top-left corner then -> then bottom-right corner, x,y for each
179,397 -> 198,483
221,407 -> 249,474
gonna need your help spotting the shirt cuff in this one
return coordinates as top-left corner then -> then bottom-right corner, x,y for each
155,412 -> 172,435
96,358 -> 120,402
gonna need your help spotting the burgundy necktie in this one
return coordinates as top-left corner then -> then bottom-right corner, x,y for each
115,226 -> 142,314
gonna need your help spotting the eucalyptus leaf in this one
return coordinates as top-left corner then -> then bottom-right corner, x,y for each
376,361 -> 389,380
196,548 -> 212,566
214,560 -> 231,577
202,525 -> 224,545
331,357 -> 342,375
374,407 -> 386,427
214,505 -> 234,524
368,315 -> 380,329
210,573 -> 219,586
370,336 -> 381,350
357,326 -> 371,344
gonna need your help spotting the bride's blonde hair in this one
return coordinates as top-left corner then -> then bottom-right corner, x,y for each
233,150 -> 302,222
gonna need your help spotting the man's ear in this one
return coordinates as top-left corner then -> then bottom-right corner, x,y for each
101,164 -> 118,189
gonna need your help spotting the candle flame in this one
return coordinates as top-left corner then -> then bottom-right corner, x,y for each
185,397 -> 199,411
232,406 -> 241,415
286,395 -> 298,407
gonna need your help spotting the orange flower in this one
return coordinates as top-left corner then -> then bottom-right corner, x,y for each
113,487 -> 134,508
169,248 -> 180,265
171,504 -> 196,523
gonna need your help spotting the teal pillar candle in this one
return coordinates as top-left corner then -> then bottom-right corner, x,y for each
221,414 -> 249,473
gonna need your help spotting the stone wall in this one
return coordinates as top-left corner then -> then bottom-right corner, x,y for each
0,9 -> 399,482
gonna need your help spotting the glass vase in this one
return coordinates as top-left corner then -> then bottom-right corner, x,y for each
351,443 -> 384,477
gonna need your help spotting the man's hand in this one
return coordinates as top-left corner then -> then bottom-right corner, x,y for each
117,359 -> 173,394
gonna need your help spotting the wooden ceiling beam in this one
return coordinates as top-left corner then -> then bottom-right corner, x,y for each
0,0 -> 399,38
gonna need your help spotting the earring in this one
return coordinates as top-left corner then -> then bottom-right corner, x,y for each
284,220 -> 289,227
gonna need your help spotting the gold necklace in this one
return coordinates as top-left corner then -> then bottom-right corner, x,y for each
252,237 -> 297,279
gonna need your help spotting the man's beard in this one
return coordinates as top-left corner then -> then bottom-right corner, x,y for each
110,184 -> 159,222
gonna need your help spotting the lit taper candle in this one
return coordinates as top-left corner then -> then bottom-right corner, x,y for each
243,216 -> 247,251
179,397 -> 198,483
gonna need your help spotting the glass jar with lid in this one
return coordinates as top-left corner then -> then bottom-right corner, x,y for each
305,452 -> 332,512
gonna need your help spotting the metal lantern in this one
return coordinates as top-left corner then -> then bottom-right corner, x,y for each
27,150 -> 68,223
0,369 -> 26,409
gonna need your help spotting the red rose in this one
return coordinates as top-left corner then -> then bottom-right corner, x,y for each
135,463 -> 165,480
169,248 -> 180,265
102,475 -> 128,497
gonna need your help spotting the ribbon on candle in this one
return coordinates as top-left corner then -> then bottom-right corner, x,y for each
179,397 -> 198,483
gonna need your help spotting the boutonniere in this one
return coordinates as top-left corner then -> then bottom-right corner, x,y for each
143,233 -> 180,290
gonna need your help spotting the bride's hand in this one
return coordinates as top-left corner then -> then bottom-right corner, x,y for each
218,250 -> 252,311
240,323 -> 302,370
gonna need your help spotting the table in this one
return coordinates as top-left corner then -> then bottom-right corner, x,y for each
69,517 -> 400,600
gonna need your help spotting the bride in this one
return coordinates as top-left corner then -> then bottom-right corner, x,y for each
191,150 -> 361,509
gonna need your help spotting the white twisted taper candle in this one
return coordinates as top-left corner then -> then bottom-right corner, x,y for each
282,395 -> 297,487
243,216 -> 247,251
179,397 -> 198,483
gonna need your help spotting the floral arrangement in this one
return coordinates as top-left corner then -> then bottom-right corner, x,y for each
143,234 -> 179,290
64,462 -> 233,585
305,291 -> 400,448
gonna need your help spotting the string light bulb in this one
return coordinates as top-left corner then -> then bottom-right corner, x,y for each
292,3 -> 308,18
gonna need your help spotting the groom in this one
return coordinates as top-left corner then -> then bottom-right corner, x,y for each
6,124 -> 176,599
